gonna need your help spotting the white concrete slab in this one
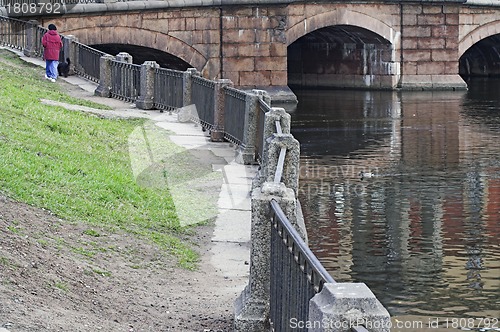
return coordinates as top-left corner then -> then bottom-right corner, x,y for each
210,241 -> 250,280
212,209 -> 252,242
217,183 -> 252,210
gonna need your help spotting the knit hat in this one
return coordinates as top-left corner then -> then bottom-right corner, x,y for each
48,24 -> 57,31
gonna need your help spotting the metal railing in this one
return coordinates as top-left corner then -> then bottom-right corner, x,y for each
74,41 -> 105,82
267,114 -> 335,332
223,86 -> 247,145
191,75 -> 215,129
110,60 -> 140,102
0,15 -> 27,50
153,67 -> 184,111
270,199 -> 336,332
255,97 -> 272,162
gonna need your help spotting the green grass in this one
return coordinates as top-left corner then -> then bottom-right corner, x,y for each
0,49 -> 203,269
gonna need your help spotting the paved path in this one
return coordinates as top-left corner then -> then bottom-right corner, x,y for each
3,48 -> 255,331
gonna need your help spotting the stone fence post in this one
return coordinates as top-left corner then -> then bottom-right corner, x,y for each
23,20 -> 38,57
94,54 -> 114,97
234,181 -> 296,332
308,283 -> 391,332
62,35 -> 77,76
115,52 -> 132,64
255,107 -> 291,188
211,78 -> 233,142
182,68 -> 199,107
235,91 -> 261,165
136,61 -> 160,110
265,133 -> 300,196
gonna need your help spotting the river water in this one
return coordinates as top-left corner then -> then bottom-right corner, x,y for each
288,78 -> 500,330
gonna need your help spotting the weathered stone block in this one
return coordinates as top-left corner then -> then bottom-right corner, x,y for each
404,49 -> 431,62
195,17 -> 217,30
240,71 -> 271,87
168,18 -> 185,31
224,57 -> 255,73
255,56 -> 287,71
308,283 -> 391,332
403,26 -> 431,38
418,37 -> 445,49
417,62 -> 445,75
270,71 -> 287,86
224,29 -> 256,44
431,49 -> 456,62
417,13 -> 445,25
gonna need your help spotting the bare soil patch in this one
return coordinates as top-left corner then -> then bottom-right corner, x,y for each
0,194 -> 234,332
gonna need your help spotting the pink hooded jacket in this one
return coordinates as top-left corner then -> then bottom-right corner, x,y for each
42,30 -> 62,61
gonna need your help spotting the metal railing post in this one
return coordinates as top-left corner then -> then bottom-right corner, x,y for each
136,61 -> 159,110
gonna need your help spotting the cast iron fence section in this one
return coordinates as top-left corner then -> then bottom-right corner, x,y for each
267,114 -> 336,332
74,41 -> 104,82
0,15 -> 27,49
270,199 -> 336,332
191,75 -> 215,130
110,60 -> 140,102
255,97 -> 272,162
153,67 -> 184,111
223,86 -> 247,145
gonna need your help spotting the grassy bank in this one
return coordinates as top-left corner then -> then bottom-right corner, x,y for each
0,49 -> 200,268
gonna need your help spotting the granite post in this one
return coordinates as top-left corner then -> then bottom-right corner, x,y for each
234,91 -> 261,165
234,182 -> 296,332
182,68 -> 199,107
94,54 -> 114,97
136,61 -> 160,110
256,107 -> 291,188
308,283 -> 391,332
62,35 -> 77,76
211,79 -> 233,142
23,20 -> 38,57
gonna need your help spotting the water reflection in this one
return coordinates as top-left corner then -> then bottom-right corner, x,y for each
290,82 -> 500,323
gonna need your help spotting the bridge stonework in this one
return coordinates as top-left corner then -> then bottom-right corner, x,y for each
37,0 -> 499,100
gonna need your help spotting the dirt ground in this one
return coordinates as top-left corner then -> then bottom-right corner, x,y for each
0,194 -> 235,332
0,75 -> 240,332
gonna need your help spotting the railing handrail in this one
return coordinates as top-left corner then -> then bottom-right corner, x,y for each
270,199 -> 335,290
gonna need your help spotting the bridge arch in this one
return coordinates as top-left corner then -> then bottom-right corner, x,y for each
63,26 -> 208,72
459,21 -> 500,57
286,9 -> 399,47
286,9 -> 399,89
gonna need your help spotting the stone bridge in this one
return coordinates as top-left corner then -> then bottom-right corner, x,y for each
5,0 -> 500,101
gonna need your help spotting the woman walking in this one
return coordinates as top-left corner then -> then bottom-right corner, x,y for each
42,24 -> 63,82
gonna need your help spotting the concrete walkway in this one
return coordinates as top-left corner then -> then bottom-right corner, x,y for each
3,47 -> 255,330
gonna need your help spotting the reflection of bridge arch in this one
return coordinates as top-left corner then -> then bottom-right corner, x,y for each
286,9 -> 399,46
64,26 -> 207,71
